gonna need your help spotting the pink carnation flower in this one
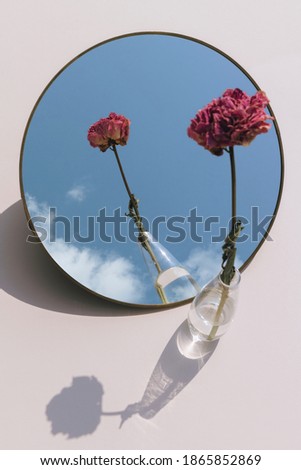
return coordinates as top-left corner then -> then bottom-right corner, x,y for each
87,112 -> 130,152
187,88 -> 273,156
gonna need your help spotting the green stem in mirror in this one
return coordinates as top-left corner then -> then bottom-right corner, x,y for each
111,144 -> 134,201
207,146 -> 243,340
110,145 -> 168,304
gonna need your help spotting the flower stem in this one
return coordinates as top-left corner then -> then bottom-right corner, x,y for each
110,145 -> 167,304
111,144 -> 146,238
229,146 -> 236,230
207,146 -> 237,340
111,144 -> 135,202
207,285 -> 229,341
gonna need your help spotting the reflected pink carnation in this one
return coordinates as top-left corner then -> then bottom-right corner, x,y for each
87,112 -> 130,152
187,88 -> 273,156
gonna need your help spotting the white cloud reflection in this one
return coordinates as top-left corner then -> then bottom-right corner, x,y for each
47,239 -> 145,302
67,185 -> 87,202
26,194 -> 146,303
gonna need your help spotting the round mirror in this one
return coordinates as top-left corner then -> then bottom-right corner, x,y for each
20,32 -> 283,307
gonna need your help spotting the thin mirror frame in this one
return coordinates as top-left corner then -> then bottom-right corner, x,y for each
19,31 -> 284,310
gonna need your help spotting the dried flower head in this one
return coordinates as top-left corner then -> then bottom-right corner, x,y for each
187,88 -> 273,156
87,112 -> 130,152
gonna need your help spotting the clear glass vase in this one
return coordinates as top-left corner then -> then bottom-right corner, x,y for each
188,268 -> 241,341
139,232 -> 200,304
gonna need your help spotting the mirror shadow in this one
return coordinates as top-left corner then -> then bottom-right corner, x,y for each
120,320 -> 218,426
0,200 -> 151,316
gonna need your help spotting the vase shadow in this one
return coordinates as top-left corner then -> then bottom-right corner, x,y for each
0,200 -> 144,316
120,320 -> 218,426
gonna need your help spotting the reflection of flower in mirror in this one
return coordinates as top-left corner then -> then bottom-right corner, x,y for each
187,88 -> 273,156
87,112 -> 193,305
87,112 -> 130,152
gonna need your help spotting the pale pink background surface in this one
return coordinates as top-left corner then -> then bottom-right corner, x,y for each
0,0 -> 300,450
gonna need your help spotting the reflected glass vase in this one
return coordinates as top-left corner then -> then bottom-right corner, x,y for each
188,268 -> 241,341
139,232 -> 200,304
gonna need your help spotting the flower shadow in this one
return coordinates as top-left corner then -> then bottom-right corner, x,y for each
46,376 -> 105,439
120,320 -> 218,426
